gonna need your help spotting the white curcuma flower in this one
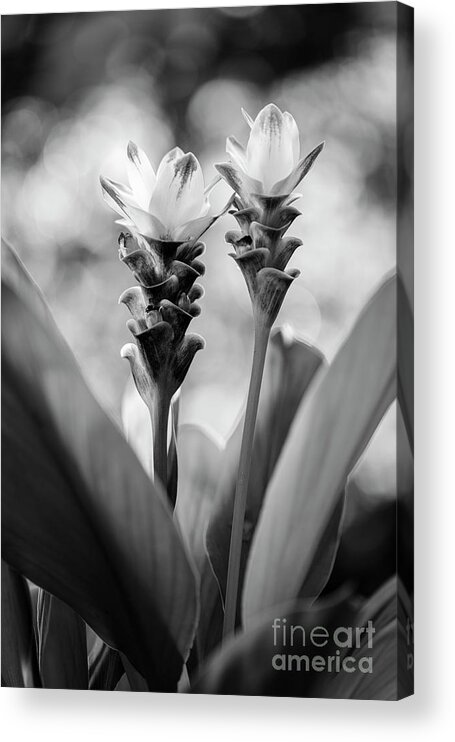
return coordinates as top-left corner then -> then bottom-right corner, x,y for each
100,143 -> 223,242
216,103 -> 324,199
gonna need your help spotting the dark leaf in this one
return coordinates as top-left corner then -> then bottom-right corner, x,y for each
192,594 -> 356,697
326,578 -> 413,700
174,424 -> 225,662
88,635 -> 124,691
1,240 -> 197,690
175,424 -> 224,575
1,561 -> 40,688
192,577 -> 410,700
37,590 -> 88,689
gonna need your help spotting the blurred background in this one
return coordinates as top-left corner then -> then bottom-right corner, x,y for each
2,3 -> 408,420
2,3 -> 413,597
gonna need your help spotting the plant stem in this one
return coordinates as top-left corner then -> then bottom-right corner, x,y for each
223,320 -> 270,641
152,392 -> 170,495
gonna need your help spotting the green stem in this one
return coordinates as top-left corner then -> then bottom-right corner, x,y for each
223,320 -> 271,641
152,392 -> 170,495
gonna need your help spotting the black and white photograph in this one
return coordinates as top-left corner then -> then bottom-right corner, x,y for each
2,1 -> 414,703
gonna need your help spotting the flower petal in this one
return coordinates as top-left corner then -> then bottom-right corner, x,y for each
242,108 -> 255,129
100,176 -> 136,218
246,104 -> 296,191
226,136 -> 248,172
271,142 -> 324,196
215,162 -> 263,203
101,176 -> 167,237
115,217 -> 133,228
174,192 -> 234,242
283,111 -> 300,164
156,147 -> 185,181
204,174 -> 222,196
126,207 -> 166,239
174,214 -> 215,242
127,141 -> 156,210
151,153 -> 205,235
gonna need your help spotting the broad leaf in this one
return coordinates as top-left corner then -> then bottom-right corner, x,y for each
174,424 -> 225,662
1,561 -> 40,687
298,495 -> 346,599
206,328 -> 324,607
243,275 -> 397,623
37,590 -> 88,689
324,479 -> 397,597
192,577 -> 409,699
175,424 -> 224,574
1,240 -> 198,690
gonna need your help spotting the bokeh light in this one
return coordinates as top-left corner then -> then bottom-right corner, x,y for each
2,5 -> 408,450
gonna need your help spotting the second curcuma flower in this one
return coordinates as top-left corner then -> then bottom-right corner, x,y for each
215,104 -> 324,639
216,103 -> 324,328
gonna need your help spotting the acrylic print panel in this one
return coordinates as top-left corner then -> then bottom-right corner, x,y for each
1,2 -> 414,699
